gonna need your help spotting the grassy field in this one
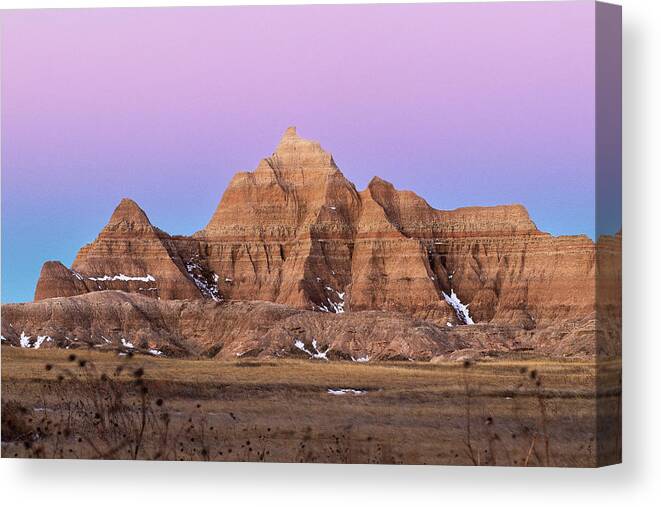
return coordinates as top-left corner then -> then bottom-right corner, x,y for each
1,347 -> 621,466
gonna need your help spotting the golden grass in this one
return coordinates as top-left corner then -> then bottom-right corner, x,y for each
1,347 -> 621,466
1,347 -> 617,391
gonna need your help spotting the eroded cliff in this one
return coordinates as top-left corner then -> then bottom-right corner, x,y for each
10,127 -> 619,359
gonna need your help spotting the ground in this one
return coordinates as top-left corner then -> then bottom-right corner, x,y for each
1,347 -> 621,466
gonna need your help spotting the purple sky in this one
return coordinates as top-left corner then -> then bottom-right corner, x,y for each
2,2 -> 607,303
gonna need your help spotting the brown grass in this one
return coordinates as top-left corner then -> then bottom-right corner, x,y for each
1,347 -> 621,466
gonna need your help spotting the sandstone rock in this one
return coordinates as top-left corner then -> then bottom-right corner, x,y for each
347,183 -> 455,324
34,261 -> 90,300
24,127 -> 620,359
35,199 -> 202,301
196,127 -> 360,311
1,291 -> 606,360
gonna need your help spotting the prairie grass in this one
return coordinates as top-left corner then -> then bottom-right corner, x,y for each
1,347 -> 621,466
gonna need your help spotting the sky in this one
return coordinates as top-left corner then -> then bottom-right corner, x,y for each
1,2 -> 619,303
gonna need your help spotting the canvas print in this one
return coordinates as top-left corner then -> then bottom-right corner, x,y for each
1,2 -> 621,466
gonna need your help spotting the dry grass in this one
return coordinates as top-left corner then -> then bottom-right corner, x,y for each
1,347 -> 621,466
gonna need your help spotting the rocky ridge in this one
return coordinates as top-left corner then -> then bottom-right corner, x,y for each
3,128 -> 621,359
1,291 -> 608,360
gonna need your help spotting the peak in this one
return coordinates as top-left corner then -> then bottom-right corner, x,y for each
106,198 -> 153,227
276,126 -> 319,148
39,260 -> 70,275
282,126 -> 298,139
270,127 -> 337,172
275,126 -> 309,150
114,197 -> 148,215
275,126 -> 304,148
117,197 -> 142,208
367,176 -> 398,198
368,176 -> 393,188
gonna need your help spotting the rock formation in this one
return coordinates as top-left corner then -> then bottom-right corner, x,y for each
3,127 -> 620,359
34,198 -> 205,301
0,291 -> 607,360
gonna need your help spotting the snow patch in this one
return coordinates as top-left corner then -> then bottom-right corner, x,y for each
294,338 -> 331,360
317,287 -> 345,314
121,338 -> 134,349
18,332 -> 51,349
148,349 -> 163,356
327,388 -> 367,396
329,290 -> 345,313
19,332 -> 31,348
311,339 -> 331,360
443,290 -> 474,325
185,259 -> 221,301
88,274 -> 156,282
33,335 -> 50,349
351,355 -> 370,363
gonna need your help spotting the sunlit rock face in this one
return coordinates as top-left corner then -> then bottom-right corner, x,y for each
32,128 -> 612,346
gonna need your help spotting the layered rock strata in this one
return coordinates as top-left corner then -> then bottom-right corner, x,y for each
1,291 -> 605,360
16,127 -> 620,358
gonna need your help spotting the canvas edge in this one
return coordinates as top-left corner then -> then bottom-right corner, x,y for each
595,0 -> 622,467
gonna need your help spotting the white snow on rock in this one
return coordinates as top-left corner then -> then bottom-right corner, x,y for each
88,274 -> 156,282
311,339 -> 331,360
294,338 -> 331,360
185,259 -> 221,302
351,355 -> 370,363
333,292 -> 346,313
327,388 -> 367,395
442,290 -> 474,325
317,287 -> 345,314
33,335 -> 50,349
121,338 -> 134,349
148,349 -> 163,356
19,332 -> 31,348
18,332 -> 51,349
